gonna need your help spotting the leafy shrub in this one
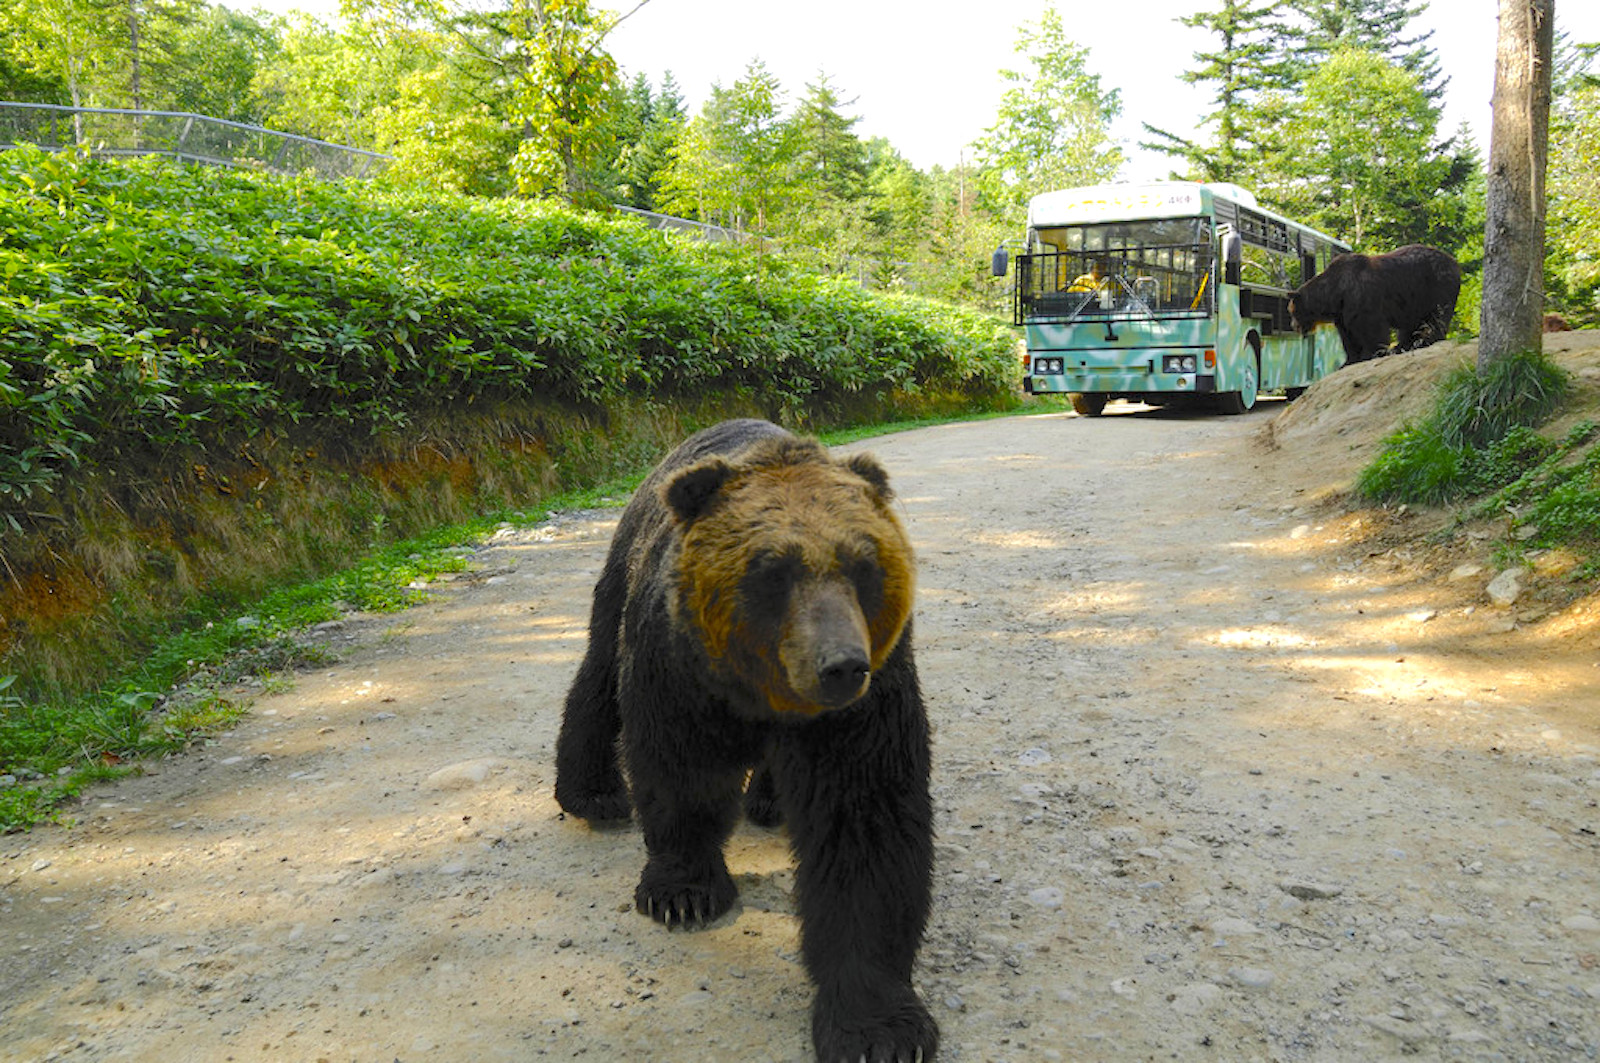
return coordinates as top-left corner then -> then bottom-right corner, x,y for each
0,149 -> 1019,518
1471,420 -> 1600,557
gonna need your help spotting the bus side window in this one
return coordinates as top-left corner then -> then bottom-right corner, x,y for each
1300,252 -> 1316,283
1222,231 -> 1242,287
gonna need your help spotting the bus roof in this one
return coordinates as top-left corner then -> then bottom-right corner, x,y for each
1026,182 -> 1342,250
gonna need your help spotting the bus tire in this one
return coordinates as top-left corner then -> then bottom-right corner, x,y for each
1217,350 -> 1259,415
1285,386 -> 1307,403
1071,393 -> 1109,417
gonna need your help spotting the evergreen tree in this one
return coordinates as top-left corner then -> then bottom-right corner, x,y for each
604,71 -> 684,210
1283,0 -> 1446,104
790,74 -> 868,202
1543,33 -> 1596,322
862,137 -> 932,288
1141,0 -> 1287,182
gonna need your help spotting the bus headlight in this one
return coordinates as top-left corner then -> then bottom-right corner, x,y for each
1033,356 -> 1064,374
1162,354 -> 1198,374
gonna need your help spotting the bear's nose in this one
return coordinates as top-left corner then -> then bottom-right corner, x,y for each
816,650 -> 870,706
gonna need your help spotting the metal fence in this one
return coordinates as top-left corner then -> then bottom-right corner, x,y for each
0,102 -> 392,179
612,204 -> 762,245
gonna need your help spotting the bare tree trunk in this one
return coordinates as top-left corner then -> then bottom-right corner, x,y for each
128,1 -> 143,111
1479,0 -> 1554,369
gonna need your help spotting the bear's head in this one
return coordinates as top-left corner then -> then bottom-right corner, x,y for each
661,436 -> 914,717
1287,290 -> 1321,336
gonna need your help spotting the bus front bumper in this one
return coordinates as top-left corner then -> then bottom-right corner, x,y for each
1024,372 -> 1216,396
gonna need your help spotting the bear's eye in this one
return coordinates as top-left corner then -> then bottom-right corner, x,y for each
741,550 -> 801,614
841,545 -> 885,614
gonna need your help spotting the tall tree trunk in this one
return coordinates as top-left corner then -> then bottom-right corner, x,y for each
1479,0 -> 1554,368
127,0 -> 143,110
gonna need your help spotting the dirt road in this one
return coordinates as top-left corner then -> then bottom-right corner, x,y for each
4,375 -> 1599,1061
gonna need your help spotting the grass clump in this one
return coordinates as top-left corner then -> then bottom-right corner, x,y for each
1358,350 -> 1573,505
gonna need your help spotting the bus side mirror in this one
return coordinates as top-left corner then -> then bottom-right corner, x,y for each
991,247 -> 1009,277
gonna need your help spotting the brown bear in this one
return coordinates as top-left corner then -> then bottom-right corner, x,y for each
1288,243 -> 1461,363
554,418 -> 938,1063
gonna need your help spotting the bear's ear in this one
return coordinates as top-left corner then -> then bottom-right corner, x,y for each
845,453 -> 894,502
663,457 -> 736,524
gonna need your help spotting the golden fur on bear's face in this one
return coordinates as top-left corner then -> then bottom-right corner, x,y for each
663,438 -> 914,717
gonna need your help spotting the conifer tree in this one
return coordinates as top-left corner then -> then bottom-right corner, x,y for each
1141,0 -> 1286,182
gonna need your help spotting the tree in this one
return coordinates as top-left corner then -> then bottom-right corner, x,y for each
1285,0 -> 1447,104
165,4 -> 278,122
1142,0 -> 1287,183
502,0 -> 623,204
970,8 -> 1123,217
0,0 -> 121,121
1545,36 -> 1599,321
607,71 -> 684,209
1264,46 -> 1446,249
1479,0 -> 1555,365
252,12 -> 429,148
862,138 -> 932,288
781,75 -> 875,273
0,50 -> 67,104
657,59 -> 795,233
789,74 -> 868,203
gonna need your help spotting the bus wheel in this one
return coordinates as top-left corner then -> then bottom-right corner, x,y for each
1285,386 -> 1307,403
1217,355 -> 1259,415
1071,393 -> 1109,417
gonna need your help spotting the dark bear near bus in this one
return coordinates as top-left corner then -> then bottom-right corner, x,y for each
1288,244 -> 1461,363
554,418 -> 938,1063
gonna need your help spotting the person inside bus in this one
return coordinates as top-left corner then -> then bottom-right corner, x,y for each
1068,259 -> 1113,307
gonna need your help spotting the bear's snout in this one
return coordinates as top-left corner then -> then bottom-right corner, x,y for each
816,647 -> 871,707
782,580 -> 873,711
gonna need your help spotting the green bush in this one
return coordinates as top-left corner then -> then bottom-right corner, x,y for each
0,148 -> 1019,520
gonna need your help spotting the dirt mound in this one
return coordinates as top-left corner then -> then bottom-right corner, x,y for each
1265,330 -> 1600,496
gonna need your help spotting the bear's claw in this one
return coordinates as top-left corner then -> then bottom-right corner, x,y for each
636,876 -> 735,930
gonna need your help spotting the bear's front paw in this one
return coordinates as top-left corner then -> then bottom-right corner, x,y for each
813,981 -> 938,1063
635,862 -> 737,929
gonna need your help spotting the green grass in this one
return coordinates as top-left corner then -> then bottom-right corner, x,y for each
1358,347 -> 1600,576
1358,349 -> 1574,506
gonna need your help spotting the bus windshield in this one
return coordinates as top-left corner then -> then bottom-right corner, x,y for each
1019,216 -> 1214,321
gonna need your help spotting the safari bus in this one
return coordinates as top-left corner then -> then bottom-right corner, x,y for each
992,181 -> 1351,416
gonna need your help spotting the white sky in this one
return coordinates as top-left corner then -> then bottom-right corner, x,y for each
239,0 -> 1600,180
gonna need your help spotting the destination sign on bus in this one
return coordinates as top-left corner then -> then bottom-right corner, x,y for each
1028,182 -> 1232,226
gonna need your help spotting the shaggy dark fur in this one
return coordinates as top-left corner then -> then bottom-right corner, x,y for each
554,418 -> 938,1062
1289,244 -> 1462,363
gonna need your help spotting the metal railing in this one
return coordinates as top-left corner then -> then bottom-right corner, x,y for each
0,102 -> 392,179
613,204 -> 763,245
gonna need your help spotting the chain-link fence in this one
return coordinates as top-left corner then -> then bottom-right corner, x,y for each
0,102 -> 391,179
612,204 -> 762,245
